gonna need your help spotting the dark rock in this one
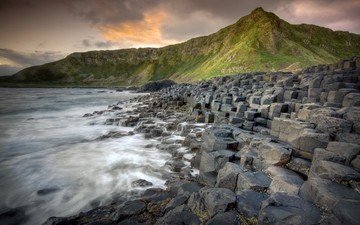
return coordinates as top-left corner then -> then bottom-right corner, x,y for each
131,179 -> 153,188
155,205 -> 200,225
205,210 -> 241,225
300,177 -> 360,210
138,80 -> 176,92
111,200 -> 146,221
37,187 -> 60,195
0,207 -> 28,225
216,162 -> 245,191
236,190 -> 268,218
164,195 -> 189,213
266,166 -> 304,195
258,192 -> 320,225
236,171 -> 271,192
200,187 -> 237,217
177,182 -> 202,196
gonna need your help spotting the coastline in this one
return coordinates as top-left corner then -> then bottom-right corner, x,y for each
7,57 -> 360,225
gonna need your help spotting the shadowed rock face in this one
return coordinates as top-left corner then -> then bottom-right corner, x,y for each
42,58 -> 360,225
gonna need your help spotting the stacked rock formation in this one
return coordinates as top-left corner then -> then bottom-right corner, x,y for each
43,57 -> 360,225
151,57 -> 360,224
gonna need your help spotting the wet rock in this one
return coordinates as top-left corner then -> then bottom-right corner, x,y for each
164,195 -> 189,213
0,207 -> 28,225
97,131 -> 133,140
111,200 -> 146,221
258,192 -> 320,225
177,182 -> 202,197
131,179 -> 153,188
37,187 -> 60,196
155,205 -> 200,225
141,188 -> 170,202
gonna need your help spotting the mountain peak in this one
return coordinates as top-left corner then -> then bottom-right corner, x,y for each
241,7 -> 281,25
251,7 -> 266,14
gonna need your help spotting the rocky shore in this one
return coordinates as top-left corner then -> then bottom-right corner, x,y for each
43,57 -> 360,225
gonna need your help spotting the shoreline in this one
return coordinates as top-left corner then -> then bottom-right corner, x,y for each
5,57 -> 359,225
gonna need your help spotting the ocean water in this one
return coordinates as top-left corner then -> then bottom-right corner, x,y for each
0,88 -> 171,225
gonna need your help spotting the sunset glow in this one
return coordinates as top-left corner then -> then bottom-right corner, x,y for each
0,0 -> 359,76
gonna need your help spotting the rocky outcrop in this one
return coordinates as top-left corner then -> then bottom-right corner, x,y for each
42,57 -> 360,225
138,80 -> 176,92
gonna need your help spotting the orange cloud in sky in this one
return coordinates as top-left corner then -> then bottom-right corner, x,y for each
99,10 -> 177,47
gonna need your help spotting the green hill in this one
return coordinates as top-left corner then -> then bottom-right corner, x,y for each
4,7 -> 360,86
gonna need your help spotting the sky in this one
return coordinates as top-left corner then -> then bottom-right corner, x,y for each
0,0 -> 359,76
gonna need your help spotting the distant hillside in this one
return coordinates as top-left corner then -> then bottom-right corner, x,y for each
4,7 -> 360,87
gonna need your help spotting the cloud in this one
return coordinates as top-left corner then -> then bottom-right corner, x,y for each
63,0 -> 360,49
98,9 -> 177,47
274,0 -> 360,33
81,39 -> 116,49
82,39 -> 91,47
94,41 -> 115,48
0,48 -> 65,75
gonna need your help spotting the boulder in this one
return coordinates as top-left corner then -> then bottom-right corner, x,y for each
201,127 -> 238,152
309,160 -> 360,183
287,128 -> 329,156
343,93 -> 360,107
269,103 -> 288,119
336,132 -> 360,145
331,198 -> 360,225
199,150 -> 236,173
131,179 -> 153,188
138,80 -> 176,92
316,116 -> 353,134
255,141 -> 292,168
188,187 -> 237,218
205,211 -> 241,225
177,182 -> 202,197
236,171 -> 271,192
258,192 -> 320,225
155,205 -> 200,225
266,166 -> 304,195
300,177 -> 360,209
286,157 -> 311,177
326,142 -> 360,165
236,190 -> 268,218
164,195 -> 189,213
111,200 -> 146,221
216,162 -> 245,191
200,187 -> 237,217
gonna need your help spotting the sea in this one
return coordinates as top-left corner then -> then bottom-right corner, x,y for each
0,88 -> 171,225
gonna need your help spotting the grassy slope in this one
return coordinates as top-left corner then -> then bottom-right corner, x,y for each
5,8 -> 360,86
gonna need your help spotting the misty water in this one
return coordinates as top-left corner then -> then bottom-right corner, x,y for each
0,88 -> 171,225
